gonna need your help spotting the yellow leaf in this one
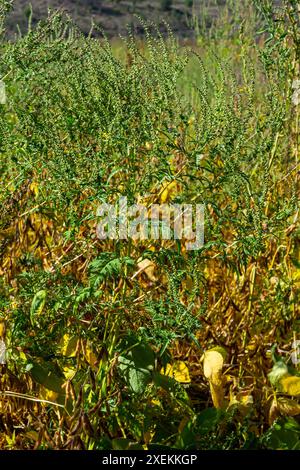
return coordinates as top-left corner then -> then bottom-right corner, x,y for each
240,393 -> 254,406
210,346 -> 228,361
269,397 -> 300,425
40,387 -> 58,403
151,398 -> 162,407
269,399 -> 279,425
29,182 -> 39,197
161,361 -> 191,383
19,351 -> 27,361
136,259 -> 157,282
85,342 -> 98,369
160,180 -> 177,203
203,348 -> 226,409
59,334 -> 78,358
203,350 -> 224,384
280,375 -> 300,396
0,321 -> 6,339
209,382 -> 224,409
62,366 -> 77,380
277,397 -> 300,415
292,269 -> 300,288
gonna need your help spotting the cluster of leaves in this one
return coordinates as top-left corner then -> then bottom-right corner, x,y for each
0,0 -> 299,450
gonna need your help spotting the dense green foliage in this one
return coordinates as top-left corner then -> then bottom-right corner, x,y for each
0,0 -> 299,450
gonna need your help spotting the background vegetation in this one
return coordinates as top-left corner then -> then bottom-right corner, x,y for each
0,0 -> 299,450
3,0 -> 207,38
5,0 -> 273,39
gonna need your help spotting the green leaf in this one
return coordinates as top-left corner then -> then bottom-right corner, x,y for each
263,418 -> 300,450
268,360 -> 300,395
29,361 -> 65,394
118,355 -> 152,394
152,371 -> 190,404
175,420 -> 196,449
196,408 -> 224,435
59,334 -> 78,357
112,438 -> 131,450
130,342 -> 155,371
30,290 -> 47,326
152,371 -> 178,393
268,360 -> 289,387
118,338 -> 155,394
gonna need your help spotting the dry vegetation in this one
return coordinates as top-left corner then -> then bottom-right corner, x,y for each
0,0 -> 299,450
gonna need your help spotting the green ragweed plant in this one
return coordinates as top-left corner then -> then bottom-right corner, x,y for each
0,0 -> 299,450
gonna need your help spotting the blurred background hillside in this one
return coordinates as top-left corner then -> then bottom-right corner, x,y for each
5,0 -> 229,38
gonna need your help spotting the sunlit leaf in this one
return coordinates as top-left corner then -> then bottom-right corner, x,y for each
280,376 -> 300,396
160,180 -> 177,203
85,342 -> 98,368
203,349 -> 224,384
161,361 -> 191,383
268,360 -> 289,387
62,366 -> 77,380
59,334 -> 78,358
136,258 -> 157,282
203,348 -> 226,409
